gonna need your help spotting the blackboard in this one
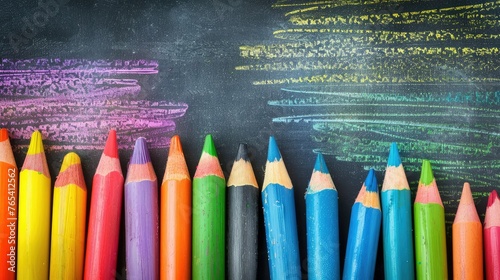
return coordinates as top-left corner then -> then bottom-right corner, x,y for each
1,0 -> 499,278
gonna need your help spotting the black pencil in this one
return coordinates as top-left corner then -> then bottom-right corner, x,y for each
226,144 -> 259,280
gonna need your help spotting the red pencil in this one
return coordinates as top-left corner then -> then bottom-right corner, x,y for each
0,129 -> 17,280
84,130 -> 124,280
485,190 -> 500,280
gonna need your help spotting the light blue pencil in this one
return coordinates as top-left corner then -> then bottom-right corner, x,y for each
381,143 -> 414,280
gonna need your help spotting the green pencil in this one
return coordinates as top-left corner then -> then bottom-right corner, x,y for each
192,135 -> 226,280
414,160 -> 447,280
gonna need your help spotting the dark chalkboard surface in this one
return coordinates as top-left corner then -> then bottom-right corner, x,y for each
1,0 -> 499,278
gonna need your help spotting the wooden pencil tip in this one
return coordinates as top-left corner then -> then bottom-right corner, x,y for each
27,130 -> 45,155
267,136 -> 282,162
60,152 -> 81,172
313,153 -> 329,174
169,135 -> 183,154
387,142 -> 402,167
488,190 -> 499,207
0,128 -> 9,141
459,182 -> 474,205
130,137 -> 151,164
202,134 -> 218,157
103,129 -> 119,158
235,143 -> 250,161
364,169 -> 378,192
419,159 -> 434,185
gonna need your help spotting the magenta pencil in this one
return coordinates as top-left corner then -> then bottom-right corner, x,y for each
125,138 -> 159,279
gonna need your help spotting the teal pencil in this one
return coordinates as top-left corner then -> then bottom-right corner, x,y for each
381,143 -> 414,280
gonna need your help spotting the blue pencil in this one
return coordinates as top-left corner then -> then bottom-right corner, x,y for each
381,143 -> 415,280
262,136 -> 301,280
343,169 -> 381,280
305,153 -> 339,280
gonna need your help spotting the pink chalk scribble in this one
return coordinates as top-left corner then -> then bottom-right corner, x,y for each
0,59 -> 188,151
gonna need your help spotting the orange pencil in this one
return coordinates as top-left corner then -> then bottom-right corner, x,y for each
452,182 -> 482,280
0,129 -> 17,280
160,135 -> 192,279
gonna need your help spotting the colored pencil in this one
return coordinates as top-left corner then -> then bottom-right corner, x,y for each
192,134 -> 226,280
305,153 -> 339,280
452,182 -> 482,280
84,130 -> 124,280
381,142 -> 414,280
485,190 -> 500,280
414,160 -> 448,280
17,130 -> 51,280
262,136 -> 301,280
227,143 -> 259,280
343,168 -> 381,280
0,129 -> 17,280
160,135 -> 192,280
49,152 -> 87,280
124,137 -> 159,279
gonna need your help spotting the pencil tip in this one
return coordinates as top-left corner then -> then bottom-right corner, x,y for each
130,137 -> 151,164
364,169 -> 378,192
459,182 -> 474,205
27,130 -> 45,155
169,135 -> 182,153
60,152 -> 81,172
0,128 -> 8,141
419,159 -> 434,185
267,136 -> 282,162
103,130 -> 119,158
235,143 -> 250,161
387,142 -> 402,167
488,190 -> 499,207
313,153 -> 329,174
202,134 -> 218,157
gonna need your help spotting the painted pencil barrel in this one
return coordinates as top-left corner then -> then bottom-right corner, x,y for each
49,153 -> 87,280
125,180 -> 159,279
0,129 -> 17,280
192,175 -> 226,280
485,227 -> 500,280
382,189 -> 414,280
227,184 -> 259,279
343,204 -> 381,280
305,189 -> 339,280
262,183 -> 301,280
84,170 -> 124,279
414,203 -> 447,280
161,178 -> 191,279
18,171 -> 51,280
452,221 -> 483,279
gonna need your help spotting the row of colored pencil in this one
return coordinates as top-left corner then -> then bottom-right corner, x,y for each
1,128 -> 499,279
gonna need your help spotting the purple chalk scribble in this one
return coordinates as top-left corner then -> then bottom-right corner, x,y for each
0,59 -> 188,151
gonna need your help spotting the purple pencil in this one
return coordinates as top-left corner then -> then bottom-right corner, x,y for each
125,138 -> 159,279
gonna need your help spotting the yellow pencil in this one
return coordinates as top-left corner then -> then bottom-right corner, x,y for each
49,152 -> 87,280
18,130 -> 51,280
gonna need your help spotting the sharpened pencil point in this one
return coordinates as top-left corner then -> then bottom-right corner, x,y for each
365,169 -> 377,192
103,130 -> 119,158
0,128 -> 8,141
169,135 -> 182,152
419,160 -> 434,186
60,152 -> 81,172
267,136 -> 282,162
27,130 -> 44,155
313,153 -> 329,174
130,138 -> 151,164
388,142 -> 402,167
488,190 -> 499,207
235,143 -> 250,161
202,134 -> 218,157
